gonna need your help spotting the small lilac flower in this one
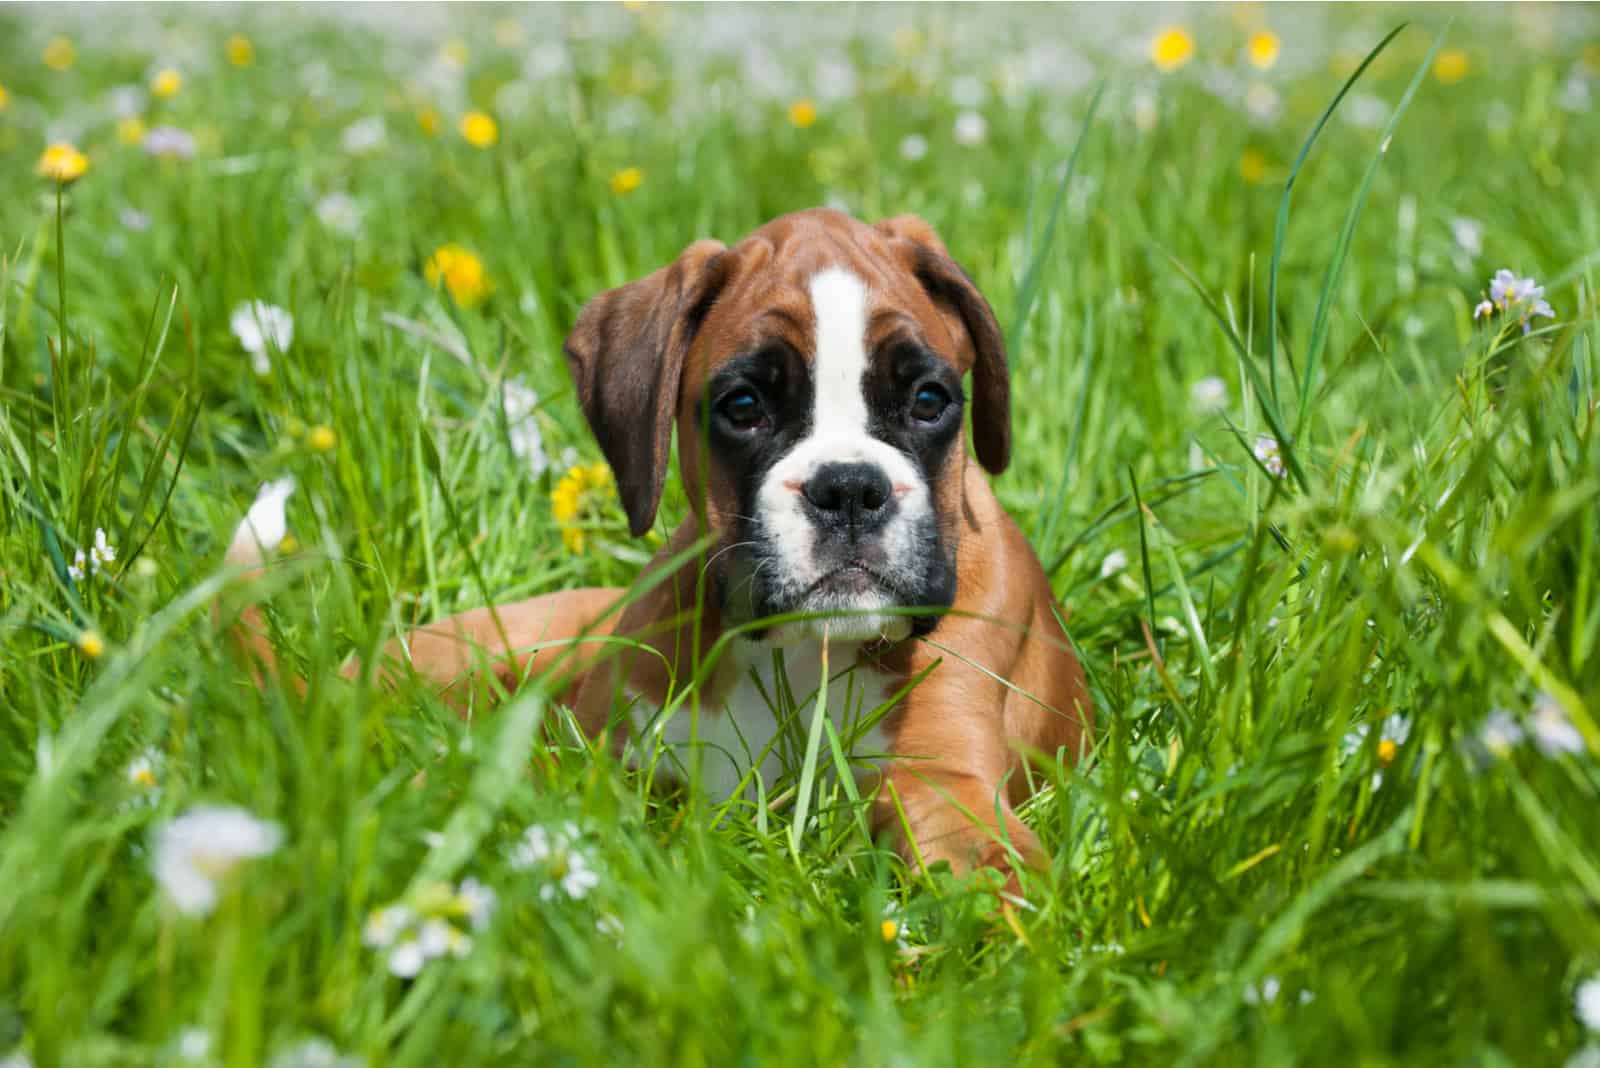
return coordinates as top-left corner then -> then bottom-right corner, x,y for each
1531,693 -> 1585,756
143,126 -> 196,160
1473,299 -> 1494,320
1253,434 -> 1285,478
1480,269 -> 1557,334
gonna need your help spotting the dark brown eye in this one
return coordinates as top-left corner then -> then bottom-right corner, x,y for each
909,384 -> 950,423
718,388 -> 765,431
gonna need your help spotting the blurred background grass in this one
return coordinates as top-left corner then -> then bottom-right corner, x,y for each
1,3 -> 1598,1066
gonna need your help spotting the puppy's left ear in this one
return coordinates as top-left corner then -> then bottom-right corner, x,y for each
874,215 -> 1010,474
564,239 -> 730,536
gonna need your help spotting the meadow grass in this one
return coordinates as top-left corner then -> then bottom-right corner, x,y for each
2,5 -> 1598,1065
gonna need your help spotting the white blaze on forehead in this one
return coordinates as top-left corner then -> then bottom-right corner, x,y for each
807,267 -> 872,438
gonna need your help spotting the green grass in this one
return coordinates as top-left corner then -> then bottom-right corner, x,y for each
3,5 -> 1599,1065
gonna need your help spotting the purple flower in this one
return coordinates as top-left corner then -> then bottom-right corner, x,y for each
143,125 -> 196,160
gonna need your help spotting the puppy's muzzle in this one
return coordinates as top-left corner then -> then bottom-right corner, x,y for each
801,462 -> 896,539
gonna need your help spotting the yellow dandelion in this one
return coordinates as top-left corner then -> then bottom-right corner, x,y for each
459,109 -> 499,148
151,68 -> 183,99
37,143 -> 89,184
551,462 -> 616,554
307,425 -> 337,452
1151,27 -> 1195,72
609,166 -> 644,196
1377,739 -> 1398,766
424,243 -> 492,308
43,36 -> 76,72
880,920 -> 899,943
77,629 -> 106,659
0,84 -> 10,112
278,533 -> 300,555
1246,30 -> 1281,71
1239,148 -> 1268,184
117,117 -> 147,146
1433,48 -> 1470,85
788,99 -> 818,128
225,35 -> 255,68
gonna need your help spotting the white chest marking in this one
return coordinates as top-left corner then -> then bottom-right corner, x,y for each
632,638 -> 898,800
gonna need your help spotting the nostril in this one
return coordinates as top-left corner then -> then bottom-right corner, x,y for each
804,463 -> 894,521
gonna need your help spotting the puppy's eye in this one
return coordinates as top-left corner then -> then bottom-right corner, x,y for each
909,384 -> 951,423
718,388 -> 766,431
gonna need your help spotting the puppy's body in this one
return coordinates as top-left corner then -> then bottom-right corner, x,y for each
231,208 -> 1091,887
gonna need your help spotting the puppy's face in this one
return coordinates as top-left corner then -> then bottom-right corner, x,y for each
565,209 -> 1010,642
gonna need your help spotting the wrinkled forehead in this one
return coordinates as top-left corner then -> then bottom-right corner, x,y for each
686,228 -> 965,391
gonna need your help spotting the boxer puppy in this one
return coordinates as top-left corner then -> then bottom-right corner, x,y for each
228,208 -> 1093,890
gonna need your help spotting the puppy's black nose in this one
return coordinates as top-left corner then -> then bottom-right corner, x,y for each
803,462 -> 894,532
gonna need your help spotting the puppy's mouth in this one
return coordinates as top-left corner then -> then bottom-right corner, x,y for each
800,562 -> 893,600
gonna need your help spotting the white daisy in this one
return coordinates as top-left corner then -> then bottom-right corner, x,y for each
456,876 -> 496,930
1532,693 -> 1585,756
229,301 -> 294,375
176,1029 -> 212,1062
127,747 -> 163,791
340,116 -> 386,155
151,804 -> 284,916
1191,375 -> 1228,413
1099,549 -> 1128,579
501,379 -> 550,477
387,939 -> 426,979
953,111 -> 988,146
1244,83 -> 1281,124
898,134 -> 929,161
1577,974 -> 1600,1031
225,477 -> 297,566
1243,975 -> 1281,1005
314,192 -> 363,235
1450,217 -> 1483,257
362,904 -> 415,949
1478,709 -> 1525,757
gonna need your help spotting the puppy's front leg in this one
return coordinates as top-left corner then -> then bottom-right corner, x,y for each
874,702 -> 1042,895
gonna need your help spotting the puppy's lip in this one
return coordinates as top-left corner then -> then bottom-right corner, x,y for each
801,562 -> 889,598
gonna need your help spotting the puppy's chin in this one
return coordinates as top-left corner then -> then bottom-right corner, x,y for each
764,586 -> 914,645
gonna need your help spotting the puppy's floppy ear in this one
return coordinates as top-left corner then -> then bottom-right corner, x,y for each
874,215 -> 1010,474
563,239 -> 730,536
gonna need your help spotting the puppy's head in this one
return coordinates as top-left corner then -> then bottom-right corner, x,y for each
564,208 -> 1008,642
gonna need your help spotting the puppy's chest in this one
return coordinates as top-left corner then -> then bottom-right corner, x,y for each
639,639 -> 901,800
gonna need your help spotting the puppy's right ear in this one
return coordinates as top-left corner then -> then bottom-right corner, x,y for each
563,239 -> 729,537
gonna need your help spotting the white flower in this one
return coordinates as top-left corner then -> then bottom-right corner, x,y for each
417,917 -> 456,958
387,939 -> 426,979
230,301 -> 294,375
1099,549 -> 1128,579
127,747 -> 163,792
108,84 -> 147,118
1473,299 -> 1494,320
501,379 -> 550,477
340,116 -> 386,154
1132,88 -> 1159,133
898,134 -> 928,161
152,805 -> 283,916
226,477 -> 297,565
143,126 -> 197,160
362,904 -> 415,949
953,111 -> 987,146
1343,93 -> 1388,129
1243,975 -> 1281,1005
1450,217 -> 1483,257
597,914 -> 624,941
1343,714 -> 1410,768
1483,269 -> 1557,333
1532,693 -> 1586,756
1244,83 -> 1281,124
1568,1046 -> 1600,1068
509,821 -> 579,870
1253,434 -> 1285,478
120,207 -> 152,232
1478,709 -> 1525,757
268,1037 -> 365,1068
813,54 -> 857,102
950,74 -> 985,109
1191,375 -> 1228,413
456,876 -> 496,930
70,527 -> 117,582
176,1029 -> 212,1062
1577,975 -> 1600,1031
315,192 -> 363,235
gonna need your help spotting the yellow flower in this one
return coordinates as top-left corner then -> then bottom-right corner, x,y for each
151,68 -> 183,99
1434,48 -> 1470,85
307,425 -> 337,452
459,110 -> 499,148
117,117 -> 147,146
609,166 -> 644,196
788,99 -> 818,128
1239,148 -> 1267,184
880,920 -> 899,943
225,35 -> 255,68
77,629 -> 106,659
424,243 -> 492,308
1377,739 -> 1398,766
417,106 -> 441,137
0,84 -> 9,112
43,36 -> 76,72
442,39 -> 470,67
551,462 -> 616,554
37,143 -> 89,184
278,533 -> 300,555
1151,27 -> 1195,72
891,26 -> 923,57
1246,30 -> 1280,71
